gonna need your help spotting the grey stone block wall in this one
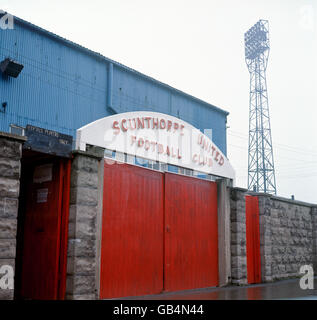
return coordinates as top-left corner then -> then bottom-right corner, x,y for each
230,188 -> 248,285
0,133 -> 25,300
65,149 -> 104,300
310,207 -> 317,272
259,196 -> 315,281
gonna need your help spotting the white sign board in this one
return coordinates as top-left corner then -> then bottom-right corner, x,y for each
76,111 -> 235,180
36,188 -> 48,203
33,164 -> 53,184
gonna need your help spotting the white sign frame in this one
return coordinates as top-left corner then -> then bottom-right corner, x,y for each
76,111 -> 235,181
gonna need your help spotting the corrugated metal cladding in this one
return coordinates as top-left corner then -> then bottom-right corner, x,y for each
0,16 -> 228,155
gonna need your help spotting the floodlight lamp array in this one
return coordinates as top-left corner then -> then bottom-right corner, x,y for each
244,20 -> 269,60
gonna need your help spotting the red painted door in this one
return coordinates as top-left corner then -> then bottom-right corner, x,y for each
245,195 -> 261,284
164,173 -> 218,292
100,162 -> 164,299
20,159 -> 68,300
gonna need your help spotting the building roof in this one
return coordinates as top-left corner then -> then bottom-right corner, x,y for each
6,12 -> 229,116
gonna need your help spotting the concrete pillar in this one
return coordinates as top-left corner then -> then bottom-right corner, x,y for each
217,179 -> 231,286
0,132 -> 26,300
66,146 -> 104,300
229,187 -> 248,285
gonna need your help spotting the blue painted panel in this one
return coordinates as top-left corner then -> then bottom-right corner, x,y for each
112,65 -> 170,114
167,165 -> 179,173
135,156 -> 149,168
112,67 -> 227,154
0,20 -> 228,155
170,92 -> 227,155
0,24 -> 109,139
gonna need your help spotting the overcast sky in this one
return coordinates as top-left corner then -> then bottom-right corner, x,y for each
1,0 -> 317,203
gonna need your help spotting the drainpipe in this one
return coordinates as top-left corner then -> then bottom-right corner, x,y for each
107,62 -> 116,113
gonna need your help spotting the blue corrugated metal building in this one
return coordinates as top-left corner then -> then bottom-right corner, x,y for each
0,14 -> 229,155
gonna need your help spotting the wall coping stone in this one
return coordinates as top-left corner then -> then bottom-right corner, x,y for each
72,147 -> 104,160
230,187 -> 317,208
0,131 -> 27,143
269,195 -> 317,208
229,187 -> 248,193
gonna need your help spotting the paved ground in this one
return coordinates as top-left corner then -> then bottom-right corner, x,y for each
124,278 -> 317,300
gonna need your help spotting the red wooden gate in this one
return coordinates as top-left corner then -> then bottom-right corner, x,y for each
100,162 -> 164,299
164,173 -> 218,292
245,195 -> 261,284
20,159 -> 71,300
100,164 -> 219,298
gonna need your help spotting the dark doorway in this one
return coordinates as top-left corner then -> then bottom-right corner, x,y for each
15,150 -> 71,300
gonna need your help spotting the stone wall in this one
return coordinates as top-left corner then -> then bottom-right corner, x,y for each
0,133 -> 25,300
66,147 -> 104,300
263,196 -> 316,281
230,188 -> 248,285
229,186 -> 317,285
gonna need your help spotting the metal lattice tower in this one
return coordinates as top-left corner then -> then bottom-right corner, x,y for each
244,20 -> 277,194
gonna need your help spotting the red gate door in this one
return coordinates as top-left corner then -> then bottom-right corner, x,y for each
164,173 -> 218,292
20,159 -> 70,300
100,162 -> 164,299
245,195 -> 261,284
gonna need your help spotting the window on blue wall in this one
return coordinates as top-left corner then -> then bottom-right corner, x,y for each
126,154 -> 134,164
104,148 -> 114,159
148,160 -> 160,171
103,149 -> 218,182
193,170 -> 206,179
135,156 -> 149,168
115,151 -> 125,162
178,167 -> 193,176
168,165 -> 178,173
10,124 -> 25,136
